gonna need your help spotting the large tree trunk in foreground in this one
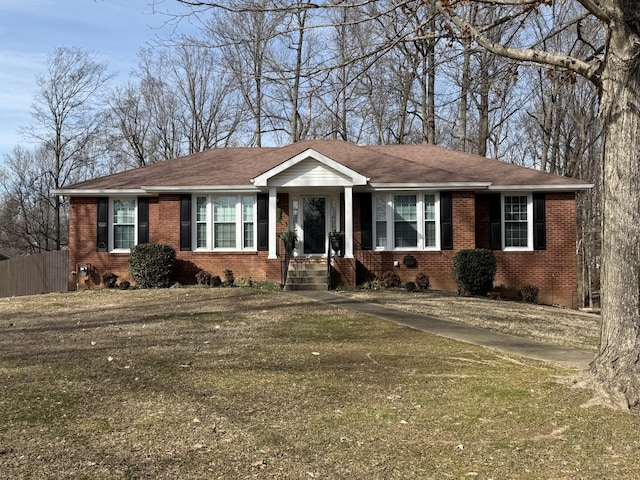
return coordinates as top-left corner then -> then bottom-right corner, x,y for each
590,13 -> 640,409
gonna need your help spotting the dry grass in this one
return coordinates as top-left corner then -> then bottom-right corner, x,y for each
339,289 -> 601,351
0,287 -> 636,480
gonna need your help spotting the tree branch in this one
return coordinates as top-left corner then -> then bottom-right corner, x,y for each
434,0 -> 602,88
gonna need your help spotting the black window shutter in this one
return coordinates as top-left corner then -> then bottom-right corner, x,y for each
489,193 -> 502,250
138,197 -> 149,244
440,191 -> 453,250
533,193 -> 546,250
97,197 -> 108,252
360,193 -> 373,250
257,193 -> 269,251
179,194 -> 192,251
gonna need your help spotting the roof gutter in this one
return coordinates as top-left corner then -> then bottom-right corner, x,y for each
488,183 -> 594,191
52,188 -> 149,196
369,182 -> 492,191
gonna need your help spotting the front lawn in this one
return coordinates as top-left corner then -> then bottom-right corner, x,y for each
0,288 -> 634,479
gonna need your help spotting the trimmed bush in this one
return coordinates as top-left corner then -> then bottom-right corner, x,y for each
195,270 -> 212,286
211,275 -> 222,287
119,280 -> 131,290
128,243 -> 176,288
519,284 -> 540,304
415,273 -> 430,291
102,272 -> 118,289
452,249 -> 497,297
381,270 -> 402,288
405,281 -> 417,292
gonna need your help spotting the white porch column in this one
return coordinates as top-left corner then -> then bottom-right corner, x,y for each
344,186 -> 354,258
268,187 -> 277,259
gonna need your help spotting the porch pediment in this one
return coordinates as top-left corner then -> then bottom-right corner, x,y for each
252,148 -> 368,188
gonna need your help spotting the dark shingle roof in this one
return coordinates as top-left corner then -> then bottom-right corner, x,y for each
58,140 -> 590,193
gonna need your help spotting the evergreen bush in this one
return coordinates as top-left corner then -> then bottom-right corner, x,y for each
128,243 -> 176,288
452,249 -> 497,296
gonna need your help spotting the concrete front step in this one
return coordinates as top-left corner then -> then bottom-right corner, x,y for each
285,283 -> 328,291
285,260 -> 328,291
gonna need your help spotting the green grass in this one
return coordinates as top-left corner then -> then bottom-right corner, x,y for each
0,288 -> 637,479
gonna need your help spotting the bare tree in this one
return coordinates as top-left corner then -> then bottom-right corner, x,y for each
22,46 -> 112,250
1,146 -> 61,253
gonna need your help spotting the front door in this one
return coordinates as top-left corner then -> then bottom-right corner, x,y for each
303,197 -> 326,254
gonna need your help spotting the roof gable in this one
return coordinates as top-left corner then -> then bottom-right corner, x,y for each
252,148 -> 368,187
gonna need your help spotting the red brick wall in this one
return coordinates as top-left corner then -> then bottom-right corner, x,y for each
69,191 -> 578,307
350,191 -> 578,307
69,195 -> 291,289
491,192 -> 578,307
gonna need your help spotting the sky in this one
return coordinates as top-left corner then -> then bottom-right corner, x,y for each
0,0 -> 195,160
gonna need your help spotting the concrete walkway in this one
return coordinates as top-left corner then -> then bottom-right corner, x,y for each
291,290 -> 595,370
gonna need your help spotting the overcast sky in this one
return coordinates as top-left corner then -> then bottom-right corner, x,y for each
0,0 -> 194,160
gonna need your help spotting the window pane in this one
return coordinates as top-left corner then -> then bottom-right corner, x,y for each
394,195 -> 416,221
395,221 -> 418,248
197,222 -> 207,249
214,196 -> 236,222
376,221 -> 387,248
114,225 -> 135,249
244,223 -> 254,248
424,195 -> 435,221
394,195 -> 417,247
376,195 -> 387,220
505,196 -> 528,221
215,223 -> 236,248
425,221 -> 436,247
113,199 -> 135,224
196,197 -> 207,222
242,196 -> 253,222
505,222 -> 528,247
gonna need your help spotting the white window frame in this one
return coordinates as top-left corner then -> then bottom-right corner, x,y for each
109,197 -> 138,252
373,191 -> 441,251
502,193 -> 533,251
192,194 -> 257,251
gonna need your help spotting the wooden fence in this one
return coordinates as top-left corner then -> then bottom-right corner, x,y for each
0,250 -> 69,298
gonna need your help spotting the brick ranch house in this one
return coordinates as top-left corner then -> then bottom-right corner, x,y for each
55,140 -> 591,307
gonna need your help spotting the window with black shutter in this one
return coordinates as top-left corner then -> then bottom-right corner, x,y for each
97,197 -> 108,252
180,194 -> 192,251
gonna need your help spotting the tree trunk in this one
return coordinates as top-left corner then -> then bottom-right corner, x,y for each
590,19 -> 640,409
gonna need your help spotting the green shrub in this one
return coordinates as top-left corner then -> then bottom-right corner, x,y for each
211,275 -> 222,287
102,272 -> 118,288
195,270 -> 212,286
405,281 -> 417,292
415,273 -> 430,291
519,284 -> 540,304
128,243 -> 176,288
452,249 -> 497,296
119,280 -> 131,290
381,270 -> 402,288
